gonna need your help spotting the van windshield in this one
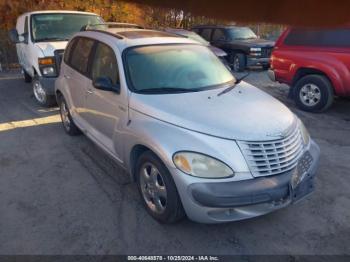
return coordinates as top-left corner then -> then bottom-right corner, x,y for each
31,13 -> 103,42
125,44 -> 235,94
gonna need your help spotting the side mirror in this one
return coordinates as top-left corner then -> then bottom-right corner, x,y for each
93,76 -> 120,93
9,29 -> 19,43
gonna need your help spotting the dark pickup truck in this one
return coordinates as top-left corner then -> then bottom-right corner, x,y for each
192,25 -> 275,72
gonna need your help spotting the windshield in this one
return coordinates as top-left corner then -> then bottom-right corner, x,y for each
125,44 -> 235,94
227,27 -> 257,40
31,14 -> 103,42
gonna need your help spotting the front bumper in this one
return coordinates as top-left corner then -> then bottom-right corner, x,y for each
247,56 -> 270,67
171,140 -> 320,223
38,76 -> 56,96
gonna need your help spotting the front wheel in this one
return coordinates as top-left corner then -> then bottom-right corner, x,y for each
136,151 -> 185,224
231,53 -> 246,72
294,74 -> 334,112
32,77 -> 56,107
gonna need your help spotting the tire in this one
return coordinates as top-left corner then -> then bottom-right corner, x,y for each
32,76 -> 56,107
231,53 -> 246,72
136,151 -> 185,224
294,74 -> 334,112
58,95 -> 81,136
23,70 -> 32,83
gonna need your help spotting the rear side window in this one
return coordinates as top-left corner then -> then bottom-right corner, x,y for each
91,42 -> 120,85
212,29 -> 226,41
201,29 -> 212,41
284,28 -> 350,47
70,37 -> 95,74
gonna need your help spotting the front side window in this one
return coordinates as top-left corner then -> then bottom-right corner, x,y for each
70,37 -> 94,74
227,27 -> 257,40
125,44 -> 235,94
92,43 -> 119,85
31,14 -> 103,42
24,16 -> 28,34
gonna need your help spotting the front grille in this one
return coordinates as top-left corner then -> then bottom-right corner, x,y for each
238,126 -> 304,177
54,49 -> 64,73
261,47 -> 273,58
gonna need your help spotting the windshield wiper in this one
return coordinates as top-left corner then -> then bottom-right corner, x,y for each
217,73 -> 250,96
138,87 -> 198,94
35,37 -> 69,42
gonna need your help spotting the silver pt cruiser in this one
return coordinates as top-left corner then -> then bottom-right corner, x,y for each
55,28 -> 320,223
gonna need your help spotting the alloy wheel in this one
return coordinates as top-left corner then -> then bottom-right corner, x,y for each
60,101 -> 71,131
33,80 -> 46,104
299,83 -> 321,107
140,162 -> 167,214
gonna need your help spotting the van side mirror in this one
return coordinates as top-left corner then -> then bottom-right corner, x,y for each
9,29 -> 19,43
93,76 -> 120,93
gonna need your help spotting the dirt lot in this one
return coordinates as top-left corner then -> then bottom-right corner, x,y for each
0,70 -> 349,255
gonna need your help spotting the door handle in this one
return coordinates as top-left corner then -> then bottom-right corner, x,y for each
64,75 -> 71,79
87,89 -> 94,94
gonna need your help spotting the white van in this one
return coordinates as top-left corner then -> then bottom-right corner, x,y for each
9,11 -> 103,106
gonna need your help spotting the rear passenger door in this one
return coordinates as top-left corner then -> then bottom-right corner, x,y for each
211,29 -> 227,49
84,41 -> 126,159
63,37 -> 95,125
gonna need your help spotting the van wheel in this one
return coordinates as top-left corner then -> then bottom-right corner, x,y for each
294,74 -> 334,112
58,95 -> 81,136
231,53 -> 246,72
23,70 -> 32,83
32,77 -> 56,107
136,151 -> 185,224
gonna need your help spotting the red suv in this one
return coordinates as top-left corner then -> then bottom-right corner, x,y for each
268,27 -> 350,112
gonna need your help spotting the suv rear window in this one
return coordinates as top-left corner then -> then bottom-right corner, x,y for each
284,28 -> 350,47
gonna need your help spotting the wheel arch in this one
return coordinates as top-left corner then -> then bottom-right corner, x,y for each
291,68 -> 334,97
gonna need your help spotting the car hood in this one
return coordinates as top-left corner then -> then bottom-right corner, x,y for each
208,46 -> 227,57
35,41 -> 68,56
232,38 -> 275,48
129,82 -> 296,141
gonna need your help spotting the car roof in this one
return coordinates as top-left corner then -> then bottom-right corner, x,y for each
76,28 -> 200,51
20,10 -> 99,17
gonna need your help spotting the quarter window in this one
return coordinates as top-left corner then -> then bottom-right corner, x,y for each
70,37 -> 95,74
91,43 -> 119,85
64,38 -> 77,64
201,29 -> 212,41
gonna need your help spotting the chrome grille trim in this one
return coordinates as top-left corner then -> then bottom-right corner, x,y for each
238,126 -> 304,177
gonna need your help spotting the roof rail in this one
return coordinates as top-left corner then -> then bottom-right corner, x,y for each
81,22 -> 143,31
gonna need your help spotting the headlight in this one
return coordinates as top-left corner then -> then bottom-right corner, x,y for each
39,57 -> 57,77
173,152 -> 234,178
42,66 -> 56,76
250,47 -> 261,52
299,120 -> 310,146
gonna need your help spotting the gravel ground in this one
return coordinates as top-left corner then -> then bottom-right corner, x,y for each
0,69 -> 349,255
